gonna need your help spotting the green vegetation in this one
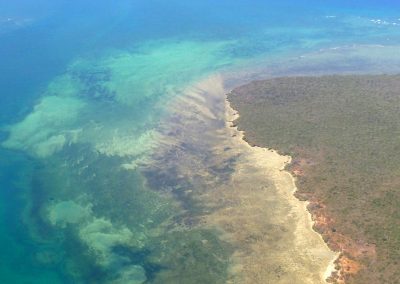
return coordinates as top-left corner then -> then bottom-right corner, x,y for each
229,75 -> 400,283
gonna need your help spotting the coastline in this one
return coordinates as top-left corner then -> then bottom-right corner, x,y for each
153,74 -> 339,282
224,96 -> 338,283
225,74 -> 400,283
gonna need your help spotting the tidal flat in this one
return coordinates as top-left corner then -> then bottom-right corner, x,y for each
147,75 -> 336,283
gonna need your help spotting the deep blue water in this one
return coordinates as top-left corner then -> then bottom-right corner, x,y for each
1,1 -> 400,283
1,0 -> 399,120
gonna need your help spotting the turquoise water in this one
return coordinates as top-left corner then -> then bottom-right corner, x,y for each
1,1 -> 400,283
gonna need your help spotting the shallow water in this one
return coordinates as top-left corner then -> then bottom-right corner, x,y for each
1,1 -> 400,283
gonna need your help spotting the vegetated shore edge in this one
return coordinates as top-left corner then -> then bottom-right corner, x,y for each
224,96 -> 338,283
226,74 -> 400,284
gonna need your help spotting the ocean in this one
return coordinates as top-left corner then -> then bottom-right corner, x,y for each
1,1 -> 400,283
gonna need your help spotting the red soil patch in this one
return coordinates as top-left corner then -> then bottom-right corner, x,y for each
289,150 -> 376,283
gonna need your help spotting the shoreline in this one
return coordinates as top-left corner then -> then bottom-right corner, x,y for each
224,74 -> 400,283
154,74 -> 340,282
224,96 -> 338,283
